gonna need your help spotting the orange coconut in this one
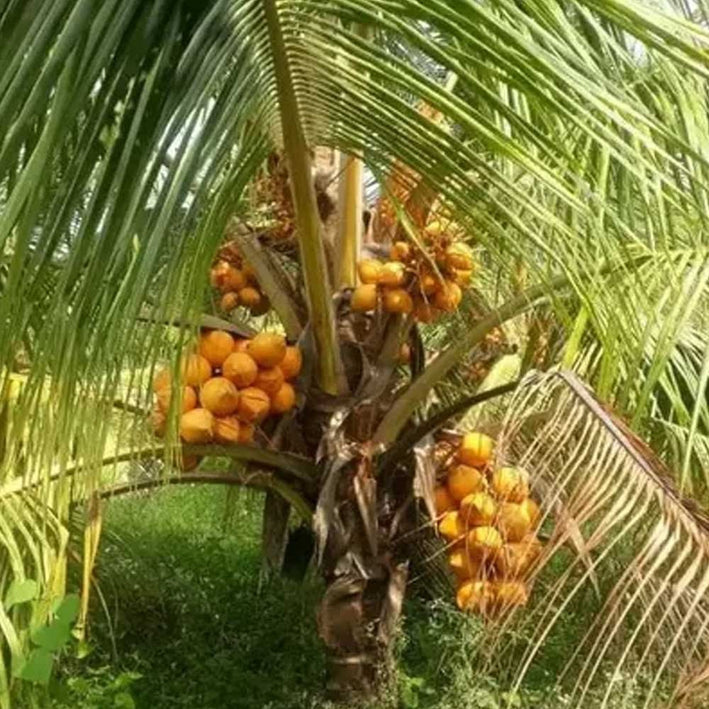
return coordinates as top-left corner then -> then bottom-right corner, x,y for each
494,537 -> 542,578
248,332 -> 286,368
496,502 -> 532,543
233,339 -> 251,354
200,377 -> 240,417
179,408 -> 214,443
181,354 -> 212,387
199,330 -> 234,368
433,281 -> 462,312
447,464 -> 486,502
237,387 -> 271,423
412,297 -> 437,324
379,261 -> 407,287
220,292 -> 239,312
238,286 -> 262,309
237,421 -> 255,444
492,581 -> 528,610
222,352 -> 258,388
390,241 -> 412,262
382,288 -> 413,315
271,382 -> 296,414
214,416 -> 241,444
156,385 -> 198,414
279,346 -> 302,380
456,580 -> 494,613
434,485 -> 455,516
254,366 -> 285,396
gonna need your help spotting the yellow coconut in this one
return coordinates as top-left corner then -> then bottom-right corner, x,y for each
382,287 -> 414,315
248,332 -> 287,368
222,352 -> 258,388
181,354 -> 213,387
433,281 -> 462,312
214,416 -> 241,444
357,259 -> 383,284
351,284 -> 378,312
445,243 -> 475,272
199,330 -> 235,368
456,580 -> 493,613
254,366 -> 285,396
448,550 -> 482,580
496,502 -> 532,543
236,387 -> 271,423
467,526 -> 503,561
520,497 -> 541,528
220,292 -> 240,313
379,261 -> 407,287
460,492 -> 497,527
200,377 -> 240,417
459,432 -> 495,468
434,485 -> 455,516
491,467 -> 530,503
279,346 -> 302,380
237,421 -> 255,444
390,241 -> 412,262
447,464 -> 486,502
156,385 -> 198,414
271,382 -> 296,414
179,408 -> 214,443
438,511 -> 465,543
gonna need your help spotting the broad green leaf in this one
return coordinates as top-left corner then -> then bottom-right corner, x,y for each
15,648 -> 53,685
31,620 -> 72,652
3,579 -> 38,610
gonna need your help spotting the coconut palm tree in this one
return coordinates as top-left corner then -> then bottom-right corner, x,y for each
1,0 -> 709,706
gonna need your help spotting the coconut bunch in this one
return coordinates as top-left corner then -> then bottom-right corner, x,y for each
151,330 -> 301,468
351,227 -> 475,323
433,432 -> 544,617
210,244 -> 270,316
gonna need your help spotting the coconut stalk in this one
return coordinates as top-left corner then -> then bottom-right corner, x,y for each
262,0 -> 345,395
335,151 -> 363,289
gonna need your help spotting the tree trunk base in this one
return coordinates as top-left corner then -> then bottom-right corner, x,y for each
318,565 -> 408,704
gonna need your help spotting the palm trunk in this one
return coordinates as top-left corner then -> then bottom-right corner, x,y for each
318,555 -> 408,700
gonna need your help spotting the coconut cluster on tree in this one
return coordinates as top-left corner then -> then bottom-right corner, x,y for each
434,432 -> 543,616
151,330 -> 301,468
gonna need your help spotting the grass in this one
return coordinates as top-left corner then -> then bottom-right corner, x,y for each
44,485 -> 661,709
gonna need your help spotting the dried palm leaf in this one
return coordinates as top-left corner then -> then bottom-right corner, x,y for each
477,370 -> 709,708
